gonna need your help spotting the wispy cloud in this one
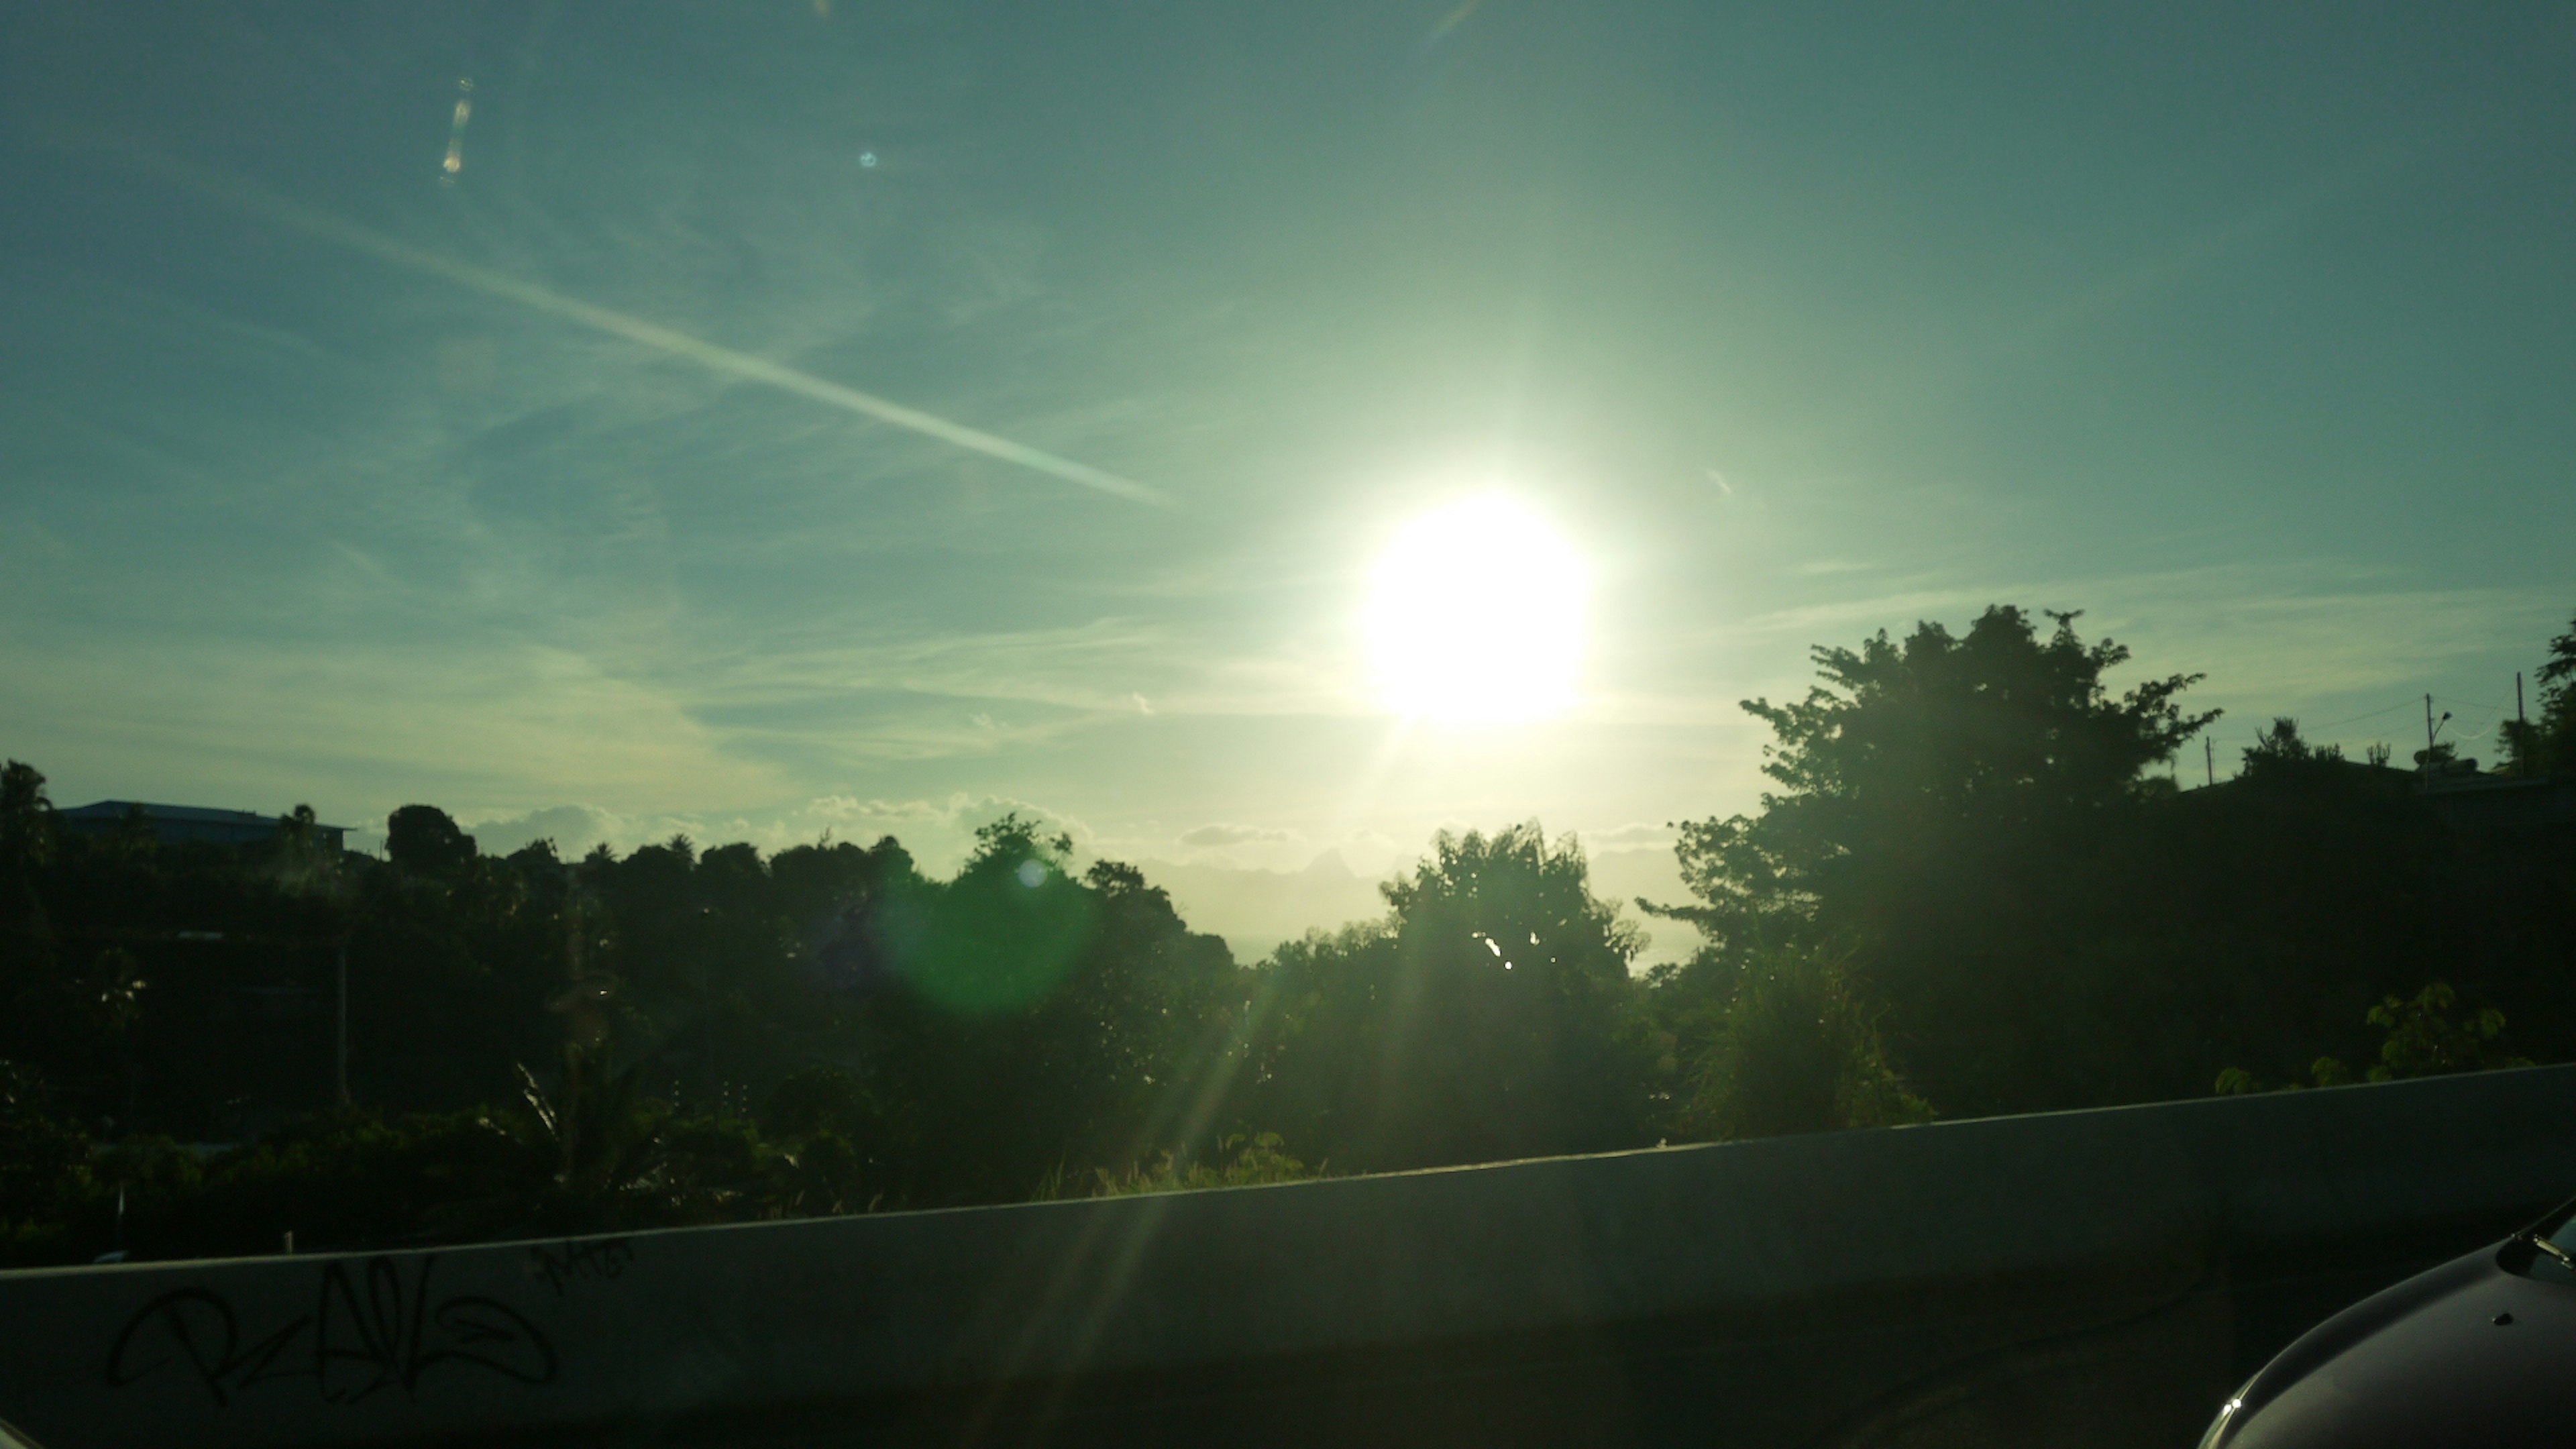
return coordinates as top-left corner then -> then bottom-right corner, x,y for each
1578,564 -> 2558,766
0,632 -> 782,823
798,792 -> 1095,871
1580,822 -> 1675,851
1177,822 -> 1301,847
101,149 -> 1169,506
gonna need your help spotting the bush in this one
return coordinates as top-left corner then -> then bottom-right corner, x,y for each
2214,982 -> 2534,1094
1677,949 -> 1933,1142
1092,1132 -> 1319,1196
0,1060 -> 94,1266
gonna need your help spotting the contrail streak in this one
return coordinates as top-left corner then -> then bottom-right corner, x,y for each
117,149 -> 1170,506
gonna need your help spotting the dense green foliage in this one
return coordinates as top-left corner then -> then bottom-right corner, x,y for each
4,604 -> 2571,1265
1087,1132 -> 1316,1197
2217,982 -> 2535,1095
1650,607 -> 2222,1115
1652,606 -> 2576,1120
1670,947 -> 1932,1141
1236,824 -> 1655,1172
0,789 -> 1259,1255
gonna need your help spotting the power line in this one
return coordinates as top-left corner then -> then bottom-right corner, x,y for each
2299,699 -> 2416,731
2205,678 -> 2533,765
2225,694 -> 2502,737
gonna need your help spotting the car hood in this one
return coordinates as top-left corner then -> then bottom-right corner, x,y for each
2218,1242 -> 2576,1449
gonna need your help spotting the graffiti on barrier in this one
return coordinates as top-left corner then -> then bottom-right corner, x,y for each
105,1254 -> 556,1406
525,1236 -> 635,1297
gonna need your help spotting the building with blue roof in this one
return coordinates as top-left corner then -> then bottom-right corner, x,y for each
54,801 -> 347,852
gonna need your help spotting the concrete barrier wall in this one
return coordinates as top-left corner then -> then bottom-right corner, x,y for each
7,1066 -> 2576,1449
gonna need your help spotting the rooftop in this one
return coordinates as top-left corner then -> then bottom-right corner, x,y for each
58,801 -> 352,832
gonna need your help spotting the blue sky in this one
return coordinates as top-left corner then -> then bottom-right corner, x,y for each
3,3 -> 2571,961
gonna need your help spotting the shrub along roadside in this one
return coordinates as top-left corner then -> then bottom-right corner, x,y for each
1672,947 -> 1934,1142
1,1055 -> 1324,1267
1,1061 -> 816,1268
1087,1131 -> 1319,1197
2214,982 -> 2535,1095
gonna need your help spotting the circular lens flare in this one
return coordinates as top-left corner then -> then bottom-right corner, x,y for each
1364,496 -> 1586,722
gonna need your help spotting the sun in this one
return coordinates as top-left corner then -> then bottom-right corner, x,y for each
1364,496 -> 1587,722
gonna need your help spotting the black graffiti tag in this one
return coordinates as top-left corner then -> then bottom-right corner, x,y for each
525,1237 -> 635,1297
105,1254 -> 557,1407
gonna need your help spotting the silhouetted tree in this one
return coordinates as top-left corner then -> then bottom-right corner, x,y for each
1239,824 -> 1652,1172
1656,608 -> 2217,1115
852,816 -> 1240,1204
386,804 -> 477,880
2502,610 -> 2576,777
1673,947 -> 1930,1141
0,761 -> 54,872
2241,717 -> 2343,779
0,764 -> 64,1079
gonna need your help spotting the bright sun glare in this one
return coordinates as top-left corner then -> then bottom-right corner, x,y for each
1364,496 -> 1587,722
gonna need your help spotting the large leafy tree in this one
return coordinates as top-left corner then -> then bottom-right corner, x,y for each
386,804 -> 478,881
0,762 -> 65,1090
1674,947 -> 1931,1142
1240,824 -> 1652,1172
1661,607 -> 2218,1116
0,761 -> 53,873
847,817 -> 1242,1204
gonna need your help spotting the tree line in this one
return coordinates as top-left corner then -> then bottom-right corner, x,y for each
3,604 -> 2571,1265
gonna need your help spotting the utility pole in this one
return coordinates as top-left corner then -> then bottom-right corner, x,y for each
2519,672 -> 2528,725
2204,735 -> 2215,788
2421,694 -> 2453,788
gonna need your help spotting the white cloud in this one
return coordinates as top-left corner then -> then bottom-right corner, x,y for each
463,804 -> 629,857
794,792 -> 1095,873
0,632 -> 784,840
458,804 -> 820,860
1177,822 -> 1301,847
445,791 -> 1106,876
1125,851 -> 1385,965
1336,830 -> 1403,877
804,795 -> 951,824
1129,841 -> 1695,972
1582,848 -> 1695,969
1582,822 -> 1675,851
